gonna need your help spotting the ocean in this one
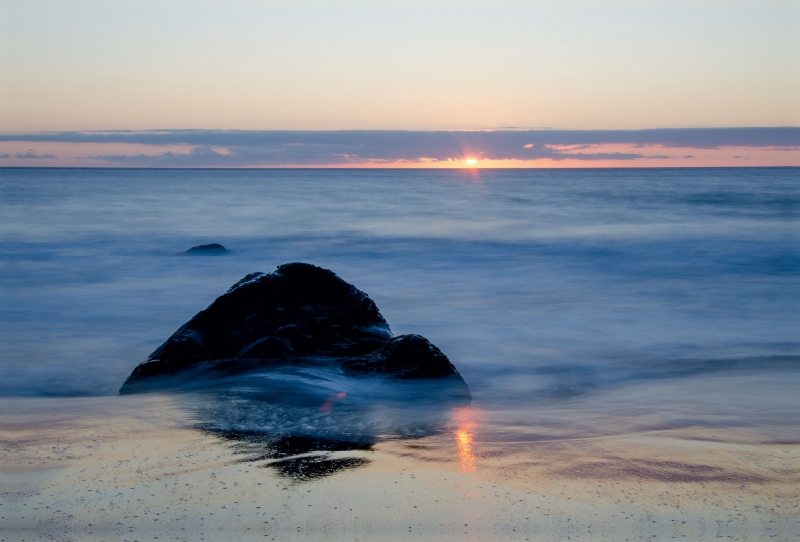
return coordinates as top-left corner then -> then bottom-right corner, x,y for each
1,167 -> 798,430
3,167 -> 799,541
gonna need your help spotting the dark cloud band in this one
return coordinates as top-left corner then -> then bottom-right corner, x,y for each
0,128 -> 797,166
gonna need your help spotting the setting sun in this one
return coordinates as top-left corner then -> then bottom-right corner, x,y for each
465,158 -> 478,165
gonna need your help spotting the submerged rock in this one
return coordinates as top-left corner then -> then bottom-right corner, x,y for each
120,263 -> 468,395
186,243 -> 231,255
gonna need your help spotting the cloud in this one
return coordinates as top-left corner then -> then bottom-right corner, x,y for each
514,145 -> 650,162
0,153 -> 9,159
1,128 -> 798,166
14,151 -> 57,159
91,144 -> 356,167
2,127 -> 797,149
90,141 -> 657,167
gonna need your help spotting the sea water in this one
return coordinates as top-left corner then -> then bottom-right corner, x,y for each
1,167 -> 798,441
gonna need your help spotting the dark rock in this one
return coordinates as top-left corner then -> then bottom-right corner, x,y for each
186,243 -> 231,255
121,263 -> 396,392
340,334 -> 459,379
123,263 -> 472,475
119,261 -> 467,392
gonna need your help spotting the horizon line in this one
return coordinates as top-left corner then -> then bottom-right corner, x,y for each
3,165 -> 798,170
2,127 -> 798,168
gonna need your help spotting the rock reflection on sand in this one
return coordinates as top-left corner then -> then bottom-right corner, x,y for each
185,373 -> 471,482
208,430 -> 374,482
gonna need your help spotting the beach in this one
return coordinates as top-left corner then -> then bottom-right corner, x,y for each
3,383 -> 798,542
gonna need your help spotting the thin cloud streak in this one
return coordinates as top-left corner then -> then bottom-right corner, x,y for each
2,128 -> 798,148
90,144 -> 654,167
0,151 -> 57,159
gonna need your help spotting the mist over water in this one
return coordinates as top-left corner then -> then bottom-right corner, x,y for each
1,168 -> 798,439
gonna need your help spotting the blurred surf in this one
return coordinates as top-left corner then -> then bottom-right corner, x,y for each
1,167 -> 797,440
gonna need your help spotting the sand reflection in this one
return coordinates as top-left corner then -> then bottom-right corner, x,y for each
455,426 -> 476,472
452,407 -> 479,472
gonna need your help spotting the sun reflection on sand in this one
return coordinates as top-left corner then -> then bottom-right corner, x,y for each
455,425 -> 477,472
453,407 -> 479,472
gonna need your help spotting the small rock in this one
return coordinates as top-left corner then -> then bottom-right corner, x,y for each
186,243 -> 231,255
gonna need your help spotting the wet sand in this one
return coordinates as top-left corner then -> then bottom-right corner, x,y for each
2,395 -> 798,542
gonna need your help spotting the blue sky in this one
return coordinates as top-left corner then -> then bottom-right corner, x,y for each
1,1 -> 797,131
1,1 -> 798,166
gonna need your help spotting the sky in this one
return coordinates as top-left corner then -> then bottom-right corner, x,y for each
1,0 -> 798,167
